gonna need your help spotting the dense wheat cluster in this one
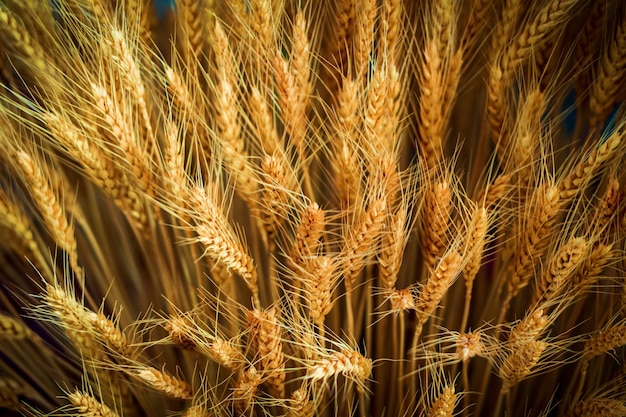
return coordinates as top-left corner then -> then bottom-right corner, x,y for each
0,0 -> 626,416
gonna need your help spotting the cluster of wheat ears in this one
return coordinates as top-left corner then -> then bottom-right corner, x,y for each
0,0 -> 625,416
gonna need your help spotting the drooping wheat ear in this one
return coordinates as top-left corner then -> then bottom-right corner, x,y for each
136,366 -> 193,400
421,180 -> 452,272
291,202 -> 325,269
573,0 -> 608,97
305,256 -> 336,327
67,390 -> 120,417
379,207 -> 409,291
188,185 -> 258,303
43,113 -> 118,198
589,175 -> 620,237
589,8 -> 626,129
232,366 -> 261,414
505,0 -> 580,73
508,309 -> 548,350
287,384 -> 314,417
44,284 -> 101,360
90,83 -> 152,196
208,337 -> 244,371
582,323 -> 626,361
456,332 -> 483,362
461,0 -> 491,54
560,131 -> 622,202
309,349 -> 373,392
0,188 -> 46,272
427,386 -> 456,417
499,339 -> 547,392
246,307 -> 285,398
17,151 -> 81,277
534,237 -> 587,306
506,183 -> 560,304
416,250 -> 463,325
0,377 -> 21,411
0,314 -> 33,340
342,193 -> 387,292
573,398 -> 626,417
0,4 -> 46,73
571,242 -> 614,294
108,29 -> 155,150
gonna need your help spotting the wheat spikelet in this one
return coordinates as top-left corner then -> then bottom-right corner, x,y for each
246,307 -> 285,398
573,398 -> 626,417
573,1 -> 608,97
188,185 -> 258,301
291,202 -> 325,269
309,349 -> 372,390
17,150 -> 81,276
0,377 -> 21,411
260,153 -> 289,246
165,315 -> 197,350
91,83 -> 152,195
0,4 -> 46,73
583,324 -> 626,360
559,131 -> 622,202
379,208 -> 409,291
456,332 -> 482,362
534,237 -> 587,305
287,384 -> 314,417
342,194 -> 387,291
505,0 -> 580,72
427,386 -> 456,417
506,183 -> 560,302
0,188 -> 45,270
0,314 -> 33,340
508,309 -> 548,350
305,256 -> 335,326
68,390 -> 120,417
209,337 -> 244,371
421,180 -> 453,272
589,7 -> 626,128
232,366 -> 261,414
416,250 -> 462,323
136,366 -> 193,400
499,339 -> 547,392
463,206 -> 488,287
44,284 -> 101,360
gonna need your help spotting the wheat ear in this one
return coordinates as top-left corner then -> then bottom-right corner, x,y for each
68,390 -> 120,417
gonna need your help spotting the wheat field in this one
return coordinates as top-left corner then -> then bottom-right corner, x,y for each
0,0 -> 625,416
